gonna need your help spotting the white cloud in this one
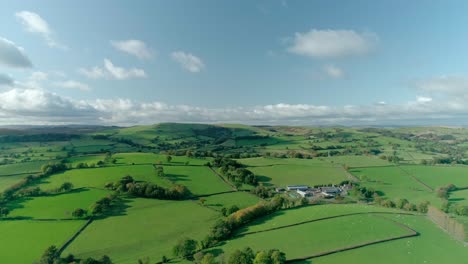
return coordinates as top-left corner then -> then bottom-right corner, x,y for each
111,40 -> 153,60
0,37 -> 33,68
30,71 -> 48,82
414,75 -> 468,98
78,59 -> 146,80
15,11 -> 67,49
77,67 -> 106,79
323,65 -> 344,79
53,80 -> 90,91
2,87 -> 468,126
104,59 -> 146,80
287,29 -> 378,58
416,96 -> 432,103
171,51 -> 205,73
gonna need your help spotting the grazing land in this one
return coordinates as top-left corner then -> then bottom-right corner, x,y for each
1,124 -> 468,264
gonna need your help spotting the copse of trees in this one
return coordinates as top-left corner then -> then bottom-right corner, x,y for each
436,184 -> 457,200
91,194 -> 118,216
172,238 -> 198,259
106,176 -> 190,200
41,162 -> 68,176
227,247 -> 286,264
203,196 -> 290,247
250,186 -> 274,199
212,157 -> 258,186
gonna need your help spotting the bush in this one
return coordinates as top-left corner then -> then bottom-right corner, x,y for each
172,238 -> 198,259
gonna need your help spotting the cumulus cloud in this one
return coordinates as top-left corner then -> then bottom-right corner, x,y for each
0,37 -> 33,68
111,40 -> 153,60
15,11 -> 67,49
53,80 -> 90,91
323,65 -> 344,79
0,73 -> 14,87
171,51 -> 205,73
1,87 -> 468,126
287,29 -> 378,58
104,59 -> 146,79
78,59 -> 146,80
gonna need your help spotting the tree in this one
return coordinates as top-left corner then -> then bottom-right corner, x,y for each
59,182 -> 74,192
269,250 -> 286,264
436,187 -> 449,199
166,155 -> 173,163
0,207 -> 9,218
39,245 -> 59,264
396,198 -> 409,209
201,253 -> 218,264
72,208 -> 87,218
228,205 -> 240,214
199,198 -> 207,205
172,238 -> 198,259
253,251 -> 271,264
228,247 -> 255,264
417,201 -> 430,213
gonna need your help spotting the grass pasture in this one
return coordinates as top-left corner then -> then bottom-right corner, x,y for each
64,198 -> 219,263
214,213 -> 412,260
164,166 -> 232,195
9,188 -> 109,219
401,165 -> 468,189
0,220 -> 85,264
310,214 -> 468,264
38,165 -> 171,190
240,158 -> 348,187
0,173 -> 31,192
0,160 -> 45,175
350,166 -> 439,206
203,191 -> 261,211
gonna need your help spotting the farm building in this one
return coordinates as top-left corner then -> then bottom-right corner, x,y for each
297,189 -> 314,197
320,186 -> 341,196
287,185 -> 309,191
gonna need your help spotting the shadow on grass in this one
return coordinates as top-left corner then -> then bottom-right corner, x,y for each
204,248 -> 225,258
165,173 -> 190,182
234,210 -> 288,235
95,196 -> 133,220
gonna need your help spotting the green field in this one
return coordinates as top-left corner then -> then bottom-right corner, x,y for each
0,174 -> 30,192
310,214 -> 468,264
64,198 -> 219,263
0,160 -> 45,175
9,188 -> 109,219
203,191 -> 261,211
214,213 -> 412,259
0,220 -> 85,264
164,166 -> 232,195
1,124 -> 468,263
38,165 -> 171,190
240,158 -> 348,187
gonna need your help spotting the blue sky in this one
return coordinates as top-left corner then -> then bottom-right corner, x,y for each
1,0 -> 468,125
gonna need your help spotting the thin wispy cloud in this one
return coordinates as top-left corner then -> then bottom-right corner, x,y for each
111,40 -> 153,60
0,37 -> 33,68
323,65 -> 344,79
15,11 -> 67,50
78,59 -> 146,80
53,80 -> 90,91
171,51 -> 205,73
288,29 -> 378,58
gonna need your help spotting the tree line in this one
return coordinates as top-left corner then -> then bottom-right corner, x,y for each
105,175 -> 191,200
